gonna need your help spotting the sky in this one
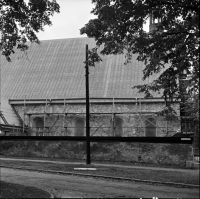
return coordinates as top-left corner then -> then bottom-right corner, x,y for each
36,0 -> 149,41
36,0 -> 96,40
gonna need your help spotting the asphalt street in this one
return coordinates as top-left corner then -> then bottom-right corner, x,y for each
1,167 -> 199,198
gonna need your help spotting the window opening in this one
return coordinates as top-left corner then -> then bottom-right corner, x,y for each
33,117 -> 44,135
145,118 -> 156,137
74,119 -> 84,136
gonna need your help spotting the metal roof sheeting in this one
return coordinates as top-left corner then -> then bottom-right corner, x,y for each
1,37 -> 162,100
0,98 -> 20,125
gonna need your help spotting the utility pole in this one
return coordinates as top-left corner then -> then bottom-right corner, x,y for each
23,95 -> 26,133
85,44 -> 91,164
0,32 -> 2,129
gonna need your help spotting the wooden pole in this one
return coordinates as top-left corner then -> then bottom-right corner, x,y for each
63,97 -> 65,128
85,44 -> 91,164
23,95 -> 26,133
0,34 -> 1,127
112,93 -> 115,136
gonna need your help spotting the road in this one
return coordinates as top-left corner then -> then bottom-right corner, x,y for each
1,167 -> 199,198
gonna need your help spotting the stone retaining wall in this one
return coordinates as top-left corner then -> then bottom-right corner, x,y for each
0,141 -> 192,167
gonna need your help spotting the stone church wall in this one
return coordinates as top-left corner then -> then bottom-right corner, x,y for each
6,102 -> 190,167
14,102 -> 180,137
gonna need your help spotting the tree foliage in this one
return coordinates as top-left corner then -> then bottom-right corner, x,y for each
156,105 -> 179,122
80,0 -> 199,102
0,0 -> 60,61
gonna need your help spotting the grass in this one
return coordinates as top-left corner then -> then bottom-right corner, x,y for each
0,159 -> 199,185
0,181 -> 51,198
0,155 -> 187,169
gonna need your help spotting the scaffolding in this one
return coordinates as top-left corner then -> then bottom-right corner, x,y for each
18,96 -> 195,137
1,92 -> 196,138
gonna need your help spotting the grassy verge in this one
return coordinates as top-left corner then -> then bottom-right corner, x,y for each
0,159 -> 199,185
0,181 -> 51,198
0,155 -> 187,169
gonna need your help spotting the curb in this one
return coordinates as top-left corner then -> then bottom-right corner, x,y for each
43,190 -> 54,198
48,191 -> 54,198
1,165 -> 199,189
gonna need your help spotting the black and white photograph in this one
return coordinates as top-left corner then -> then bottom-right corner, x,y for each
0,0 -> 199,198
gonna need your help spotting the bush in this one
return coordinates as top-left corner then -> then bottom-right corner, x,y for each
0,141 -> 14,151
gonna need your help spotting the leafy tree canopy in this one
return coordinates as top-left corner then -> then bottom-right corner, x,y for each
80,0 -> 199,101
0,0 -> 60,61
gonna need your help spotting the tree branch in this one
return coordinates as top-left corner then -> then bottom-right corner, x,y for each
154,0 -> 199,13
161,31 -> 189,37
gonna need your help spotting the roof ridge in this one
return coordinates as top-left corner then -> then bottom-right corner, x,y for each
38,37 -> 90,42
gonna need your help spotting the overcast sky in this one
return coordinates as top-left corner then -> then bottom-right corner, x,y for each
36,0 -> 96,40
36,0 -> 149,41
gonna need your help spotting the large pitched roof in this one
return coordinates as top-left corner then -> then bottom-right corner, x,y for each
0,98 -> 19,125
1,37 -> 164,125
1,37 -> 161,100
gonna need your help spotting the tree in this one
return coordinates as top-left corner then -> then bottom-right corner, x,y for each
183,82 -> 199,148
80,0 -> 199,100
80,0 -> 199,142
0,0 -> 60,61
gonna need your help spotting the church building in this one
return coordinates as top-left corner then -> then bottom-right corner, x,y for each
0,19 -> 183,137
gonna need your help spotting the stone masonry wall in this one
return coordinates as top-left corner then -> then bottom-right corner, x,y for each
14,102 -> 180,136
0,141 -> 192,167
9,103 -> 192,167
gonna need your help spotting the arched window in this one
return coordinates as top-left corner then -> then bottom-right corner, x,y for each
33,117 -> 44,130
145,118 -> 156,137
115,118 -> 123,137
111,117 -> 123,137
33,117 -> 44,135
74,119 -> 84,136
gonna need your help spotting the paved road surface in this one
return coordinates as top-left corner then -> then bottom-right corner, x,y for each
1,167 -> 199,198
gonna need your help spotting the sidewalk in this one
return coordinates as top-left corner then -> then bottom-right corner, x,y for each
93,162 -> 199,172
0,157 -> 198,173
1,156 -> 199,187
